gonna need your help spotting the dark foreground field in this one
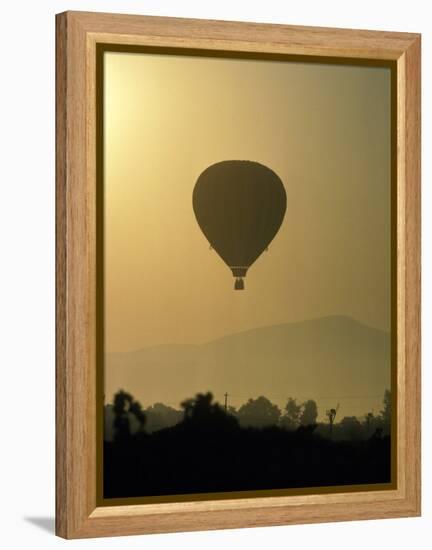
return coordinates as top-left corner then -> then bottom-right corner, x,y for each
104,421 -> 391,499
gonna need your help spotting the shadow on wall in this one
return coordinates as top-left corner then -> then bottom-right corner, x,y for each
24,517 -> 55,534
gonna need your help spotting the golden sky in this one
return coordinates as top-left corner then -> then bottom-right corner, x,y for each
104,52 -> 391,354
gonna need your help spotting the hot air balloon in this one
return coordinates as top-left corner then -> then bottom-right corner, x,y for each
193,160 -> 287,290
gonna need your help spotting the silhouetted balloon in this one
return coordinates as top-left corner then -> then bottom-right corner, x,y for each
193,160 -> 287,289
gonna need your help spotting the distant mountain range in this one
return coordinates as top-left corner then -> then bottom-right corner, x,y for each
105,316 -> 391,419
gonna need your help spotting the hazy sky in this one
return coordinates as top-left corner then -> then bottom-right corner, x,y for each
104,52 -> 391,354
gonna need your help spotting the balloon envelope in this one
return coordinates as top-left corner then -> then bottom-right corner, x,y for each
193,160 -> 286,289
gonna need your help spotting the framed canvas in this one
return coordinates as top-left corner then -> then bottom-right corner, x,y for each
55,11 -> 421,539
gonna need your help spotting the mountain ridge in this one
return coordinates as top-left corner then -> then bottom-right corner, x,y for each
109,315 -> 389,355
105,316 -> 390,419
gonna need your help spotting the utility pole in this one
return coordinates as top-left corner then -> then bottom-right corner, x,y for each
224,392 -> 228,412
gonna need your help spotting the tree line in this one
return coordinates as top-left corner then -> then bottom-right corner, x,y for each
104,389 -> 391,442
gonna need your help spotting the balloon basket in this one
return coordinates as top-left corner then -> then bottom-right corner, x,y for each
234,278 -> 244,290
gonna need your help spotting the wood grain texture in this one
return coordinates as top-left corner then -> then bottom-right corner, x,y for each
68,10 -> 418,59
55,11 -> 421,539
56,11 -> 97,537
403,37 -> 421,513
55,12 -> 68,539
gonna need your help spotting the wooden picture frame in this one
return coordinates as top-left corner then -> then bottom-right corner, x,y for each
56,11 -> 421,539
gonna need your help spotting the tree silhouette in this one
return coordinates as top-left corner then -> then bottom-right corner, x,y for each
112,389 -> 133,442
112,390 -> 147,440
300,399 -> 318,426
381,390 -> 391,423
237,396 -> 281,428
380,389 -> 391,435
364,412 -> 374,436
129,399 -> 146,432
280,397 -> 302,429
180,392 -> 238,430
